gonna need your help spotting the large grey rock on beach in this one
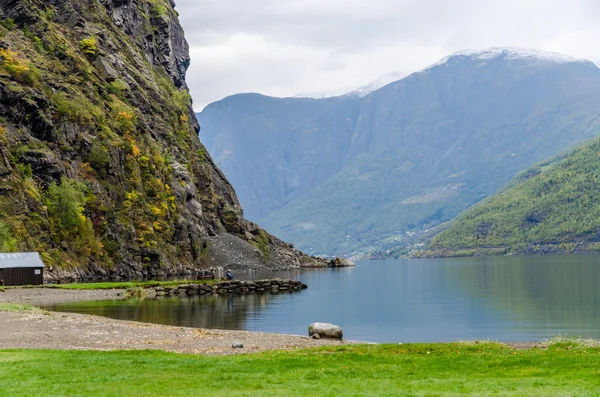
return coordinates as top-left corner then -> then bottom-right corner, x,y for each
309,323 -> 343,340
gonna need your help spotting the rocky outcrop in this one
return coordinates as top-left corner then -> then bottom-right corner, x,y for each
0,0 -> 329,281
328,258 -> 355,268
98,0 -> 189,89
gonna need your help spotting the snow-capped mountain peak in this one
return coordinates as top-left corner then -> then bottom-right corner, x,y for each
427,47 -> 590,70
295,48 -> 593,100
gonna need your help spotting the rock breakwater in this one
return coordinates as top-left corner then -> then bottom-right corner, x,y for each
143,279 -> 308,298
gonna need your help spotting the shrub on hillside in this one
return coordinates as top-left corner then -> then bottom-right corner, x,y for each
0,221 -> 17,252
45,178 -> 103,257
79,36 -> 98,58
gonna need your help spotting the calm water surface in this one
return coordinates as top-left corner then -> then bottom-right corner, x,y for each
44,255 -> 600,342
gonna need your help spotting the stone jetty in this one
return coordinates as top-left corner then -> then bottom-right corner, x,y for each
143,279 -> 308,298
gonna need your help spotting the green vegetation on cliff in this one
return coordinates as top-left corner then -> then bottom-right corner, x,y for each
0,0 -> 198,273
0,0 -> 309,279
429,138 -> 600,256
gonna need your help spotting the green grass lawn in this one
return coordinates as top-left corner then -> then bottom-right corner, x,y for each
2,342 -> 600,396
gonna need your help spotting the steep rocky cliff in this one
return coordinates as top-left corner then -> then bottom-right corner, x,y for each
0,0 -> 326,280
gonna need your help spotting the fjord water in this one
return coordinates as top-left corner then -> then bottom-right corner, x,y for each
44,256 -> 600,343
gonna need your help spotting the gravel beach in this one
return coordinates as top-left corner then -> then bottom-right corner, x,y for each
0,287 -> 354,355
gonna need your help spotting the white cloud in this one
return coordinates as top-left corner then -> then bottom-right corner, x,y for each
176,0 -> 600,110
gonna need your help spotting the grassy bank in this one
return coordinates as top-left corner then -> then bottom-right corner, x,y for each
0,302 -> 41,312
2,342 -> 600,396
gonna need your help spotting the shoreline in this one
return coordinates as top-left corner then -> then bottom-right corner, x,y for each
0,310 -> 354,355
0,287 -> 553,354
0,287 -> 124,305
0,287 -> 354,355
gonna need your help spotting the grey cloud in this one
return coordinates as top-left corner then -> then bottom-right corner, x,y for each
175,0 -> 600,109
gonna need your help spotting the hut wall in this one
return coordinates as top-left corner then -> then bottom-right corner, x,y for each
0,267 -> 44,286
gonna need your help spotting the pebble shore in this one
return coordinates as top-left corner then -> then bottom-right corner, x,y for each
0,284 -> 353,355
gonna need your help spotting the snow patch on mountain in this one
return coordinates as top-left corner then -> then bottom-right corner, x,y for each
296,48 -> 593,100
295,71 -> 406,99
348,72 -> 406,97
293,87 -> 354,99
424,48 -> 591,71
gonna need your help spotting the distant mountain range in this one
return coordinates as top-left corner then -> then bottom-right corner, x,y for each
198,48 -> 600,257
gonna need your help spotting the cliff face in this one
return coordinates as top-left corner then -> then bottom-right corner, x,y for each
0,0 -> 325,280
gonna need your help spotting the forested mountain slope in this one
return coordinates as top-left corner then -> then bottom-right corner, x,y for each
200,49 -> 600,256
427,138 -> 600,256
0,0 -> 325,281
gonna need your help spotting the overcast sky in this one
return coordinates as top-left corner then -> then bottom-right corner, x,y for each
176,0 -> 600,111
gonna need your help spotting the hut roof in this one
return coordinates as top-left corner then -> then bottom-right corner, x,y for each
0,252 -> 45,269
